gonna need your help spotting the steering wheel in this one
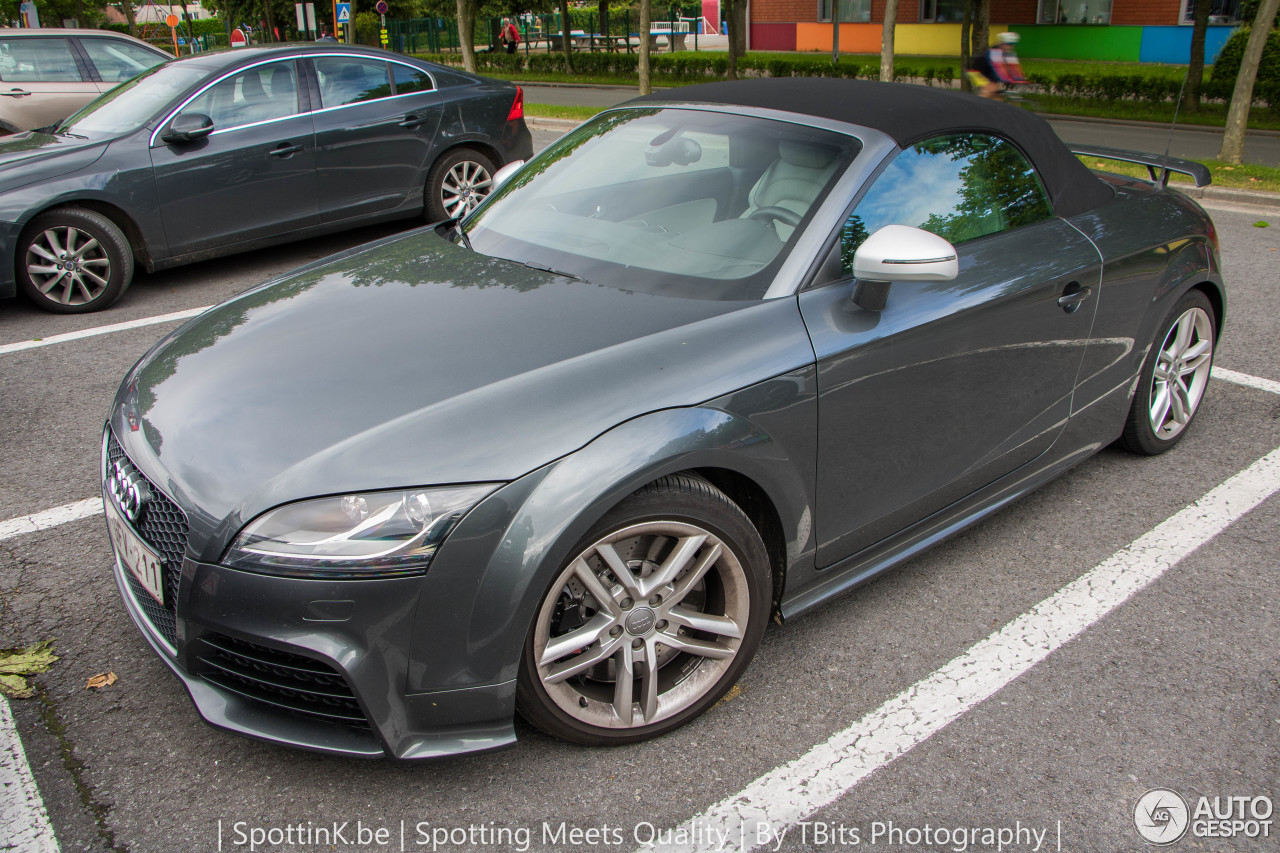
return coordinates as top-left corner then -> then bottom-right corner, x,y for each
747,206 -> 802,227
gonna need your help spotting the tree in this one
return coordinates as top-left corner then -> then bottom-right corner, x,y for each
1186,0 -> 1212,111
969,0 -> 989,62
1219,0 -> 1280,163
880,0 -> 898,82
959,0 -> 972,91
724,0 -> 746,80
456,0 -> 480,72
113,0 -> 139,36
558,0 -> 573,70
638,0 -> 651,93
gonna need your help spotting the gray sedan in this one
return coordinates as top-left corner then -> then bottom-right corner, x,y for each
0,44 -> 531,313
102,78 -> 1222,758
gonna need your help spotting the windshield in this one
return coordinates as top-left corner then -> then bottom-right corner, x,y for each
60,62 -> 208,137
465,108 -> 861,300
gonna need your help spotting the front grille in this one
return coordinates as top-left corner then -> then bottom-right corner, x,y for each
106,433 -> 188,649
196,633 -> 371,730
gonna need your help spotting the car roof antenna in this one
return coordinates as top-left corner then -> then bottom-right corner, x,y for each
1158,71 -> 1190,191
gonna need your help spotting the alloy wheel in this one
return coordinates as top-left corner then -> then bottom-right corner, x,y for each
1149,305 -> 1213,441
440,159 -> 494,218
532,520 -> 750,730
25,225 -> 113,307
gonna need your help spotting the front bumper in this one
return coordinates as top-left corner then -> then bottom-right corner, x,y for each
104,427 -> 521,760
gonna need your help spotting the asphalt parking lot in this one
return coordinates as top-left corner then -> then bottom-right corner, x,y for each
1,127 -> 1278,853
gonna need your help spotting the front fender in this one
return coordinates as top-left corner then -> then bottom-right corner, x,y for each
406,382 -> 817,694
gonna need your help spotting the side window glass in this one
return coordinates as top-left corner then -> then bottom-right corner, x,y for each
79,38 -> 165,83
0,38 -> 82,83
314,57 -> 392,107
179,61 -> 300,130
391,64 -> 434,95
840,133 -> 1053,273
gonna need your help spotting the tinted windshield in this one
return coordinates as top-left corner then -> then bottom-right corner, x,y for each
61,62 -> 207,137
465,108 -> 861,300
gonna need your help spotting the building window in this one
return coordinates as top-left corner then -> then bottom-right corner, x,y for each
919,0 -> 965,22
819,0 -> 871,23
1182,0 -> 1243,23
1038,0 -> 1112,24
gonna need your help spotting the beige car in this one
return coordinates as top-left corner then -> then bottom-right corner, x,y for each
0,29 -> 170,133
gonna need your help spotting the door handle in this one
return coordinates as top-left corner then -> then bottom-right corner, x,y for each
398,114 -> 422,128
268,143 -> 304,158
1057,281 -> 1093,314
1,88 -> 31,98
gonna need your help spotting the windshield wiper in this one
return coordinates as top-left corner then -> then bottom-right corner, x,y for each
453,220 -> 473,251
517,260 -> 587,283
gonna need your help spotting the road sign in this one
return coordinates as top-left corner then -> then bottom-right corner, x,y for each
380,27 -> 389,46
165,13 -> 179,26
375,0 -> 388,14
229,28 -> 247,47
336,3 -> 351,23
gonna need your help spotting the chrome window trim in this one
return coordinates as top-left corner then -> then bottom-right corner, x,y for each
208,112 -> 313,138
149,53 -> 437,147
589,104 -> 896,300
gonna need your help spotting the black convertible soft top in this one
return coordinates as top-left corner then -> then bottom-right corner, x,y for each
630,78 -> 1114,219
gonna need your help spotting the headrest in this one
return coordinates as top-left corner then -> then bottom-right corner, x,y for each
778,140 -> 838,169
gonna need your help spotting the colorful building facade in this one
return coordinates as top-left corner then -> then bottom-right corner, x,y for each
749,0 -> 1242,63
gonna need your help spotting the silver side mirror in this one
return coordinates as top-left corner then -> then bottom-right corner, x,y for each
853,224 -> 959,283
491,159 -> 525,193
850,225 -> 959,311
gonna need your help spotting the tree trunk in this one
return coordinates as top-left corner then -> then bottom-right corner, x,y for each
456,0 -> 477,73
1186,0 -> 1212,111
880,0 -> 899,82
118,2 -> 139,37
639,0 -> 651,93
725,0 -> 739,80
970,0 -> 989,59
261,0 -> 277,43
599,0 -> 610,51
559,0 -> 573,71
1219,0 -> 1280,163
959,0 -> 972,91
832,0 -> 840,64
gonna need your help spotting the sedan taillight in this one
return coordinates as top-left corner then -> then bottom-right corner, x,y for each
507,86 -> 524,122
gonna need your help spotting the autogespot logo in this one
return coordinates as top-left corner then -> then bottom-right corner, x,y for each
1135,789 -> 1190,845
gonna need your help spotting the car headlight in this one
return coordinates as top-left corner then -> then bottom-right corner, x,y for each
223,485 -> 498,578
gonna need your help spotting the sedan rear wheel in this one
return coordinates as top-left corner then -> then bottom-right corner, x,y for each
17,208 -> 133,313
425,148 -> 496,222
517,475 -> 770,745
1119,289 -> 1216,455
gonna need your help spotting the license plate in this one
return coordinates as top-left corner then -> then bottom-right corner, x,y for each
105,497 -> 165,606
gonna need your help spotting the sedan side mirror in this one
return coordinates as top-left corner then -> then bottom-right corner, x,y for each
161,113 -> 214,144
851,224 -> 958,310
491,159 -> 524,193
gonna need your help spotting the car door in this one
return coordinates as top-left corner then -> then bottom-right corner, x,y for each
150,58 -> 319,257
306,55 -> 443,223
0,36 -> 99,132
798,132 -> 1103,567
74,35 -> 169,88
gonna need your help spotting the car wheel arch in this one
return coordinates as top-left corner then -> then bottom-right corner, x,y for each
21,200 -> 150,271
424,142 -> 503,211
406,406 -> 809,695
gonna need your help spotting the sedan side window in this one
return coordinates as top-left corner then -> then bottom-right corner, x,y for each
391,63 -> 434,95
840,133 -> 1052,273
179,61 -> 301,131
79,37 -> 166,83
0,38 -> 83,83
314,57 -> 392,108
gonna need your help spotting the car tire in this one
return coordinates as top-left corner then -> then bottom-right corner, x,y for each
516,474 -> 771,746
425,147 -> 496,222
17,208 -> 134,313
1118,289 -> 1216,455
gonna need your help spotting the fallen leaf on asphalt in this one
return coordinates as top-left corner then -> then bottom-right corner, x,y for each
0,641 -> 59,699
1254,221 -> 1270,228
86,672 -> 118,690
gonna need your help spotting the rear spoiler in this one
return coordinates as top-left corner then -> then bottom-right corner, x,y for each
1070,144 -> 1211,189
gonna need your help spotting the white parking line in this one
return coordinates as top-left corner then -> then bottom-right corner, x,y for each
0,307 -> 209,356
0,499 -> 103,543
0,698 -> 60,853
650,445 -> 1280,853
1213,366 -> 1280,397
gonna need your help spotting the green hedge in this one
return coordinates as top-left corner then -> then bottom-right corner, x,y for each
1209,26 -> 1280,107
103,18 -> 227,38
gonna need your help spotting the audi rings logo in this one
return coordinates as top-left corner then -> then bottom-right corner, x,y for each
1135,789 -> 1190,845
108,459 -> 151,524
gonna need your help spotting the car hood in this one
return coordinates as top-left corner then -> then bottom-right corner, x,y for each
0,132 -> 107,193
113,230 -> 813,550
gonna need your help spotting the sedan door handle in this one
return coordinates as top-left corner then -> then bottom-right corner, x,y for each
1,88 -> 31,98
1057,282 -> 1093,314
268,143 -> 304,158
398,114 -> 422,128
